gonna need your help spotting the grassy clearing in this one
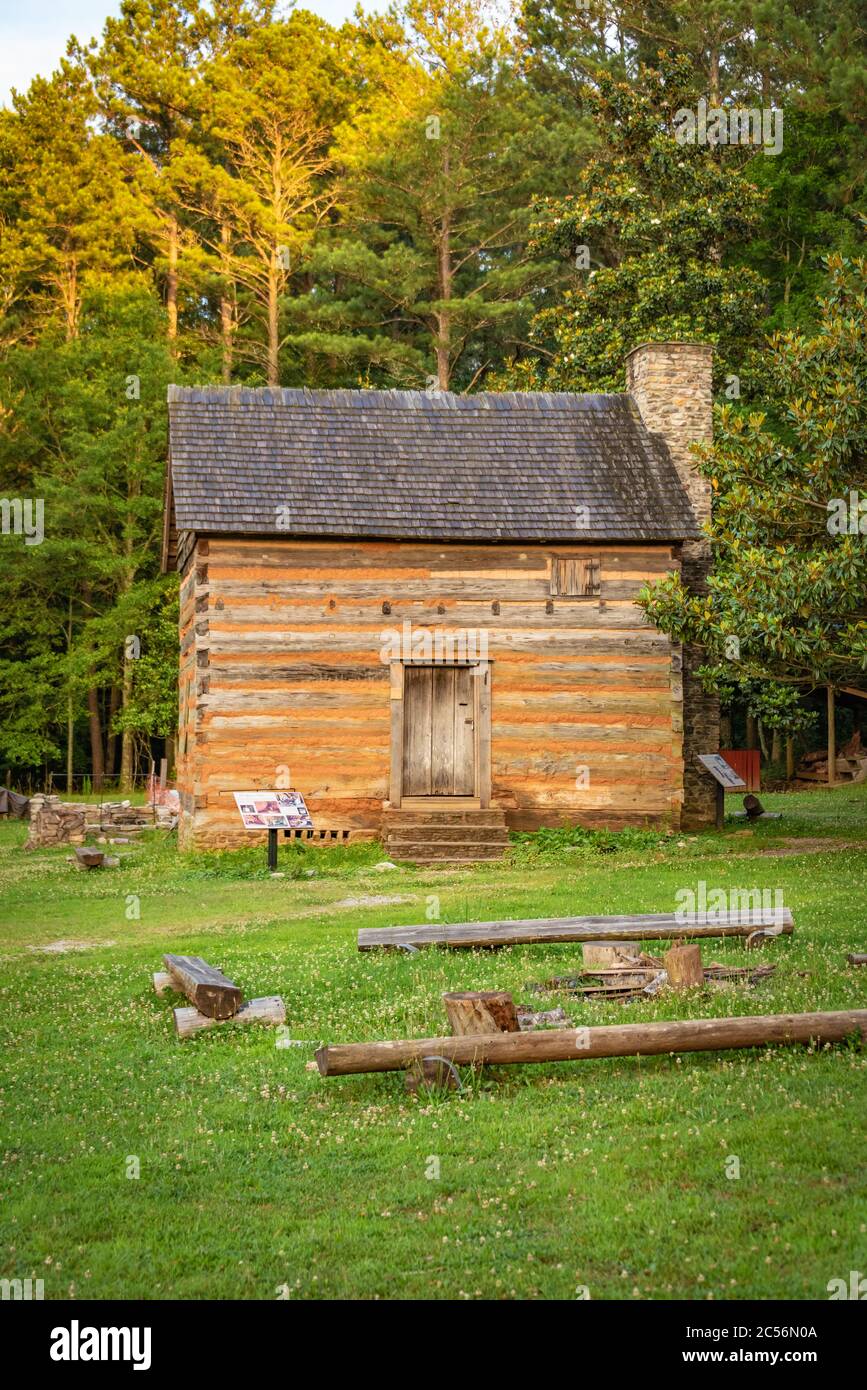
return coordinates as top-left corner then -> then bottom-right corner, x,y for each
1,786 -> 866,1300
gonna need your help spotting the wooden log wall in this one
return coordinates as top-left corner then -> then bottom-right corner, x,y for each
175,550 -> 199,837
176,537 -> 686,848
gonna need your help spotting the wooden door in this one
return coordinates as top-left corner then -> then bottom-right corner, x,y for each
402,666 -> 475,796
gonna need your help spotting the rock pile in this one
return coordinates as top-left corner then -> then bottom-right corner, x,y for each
24,796 -> 87,848
24,795 -> 175,849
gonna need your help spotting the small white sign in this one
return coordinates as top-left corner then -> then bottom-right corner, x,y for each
232,790 -> 313,831
697,754 -> 746,789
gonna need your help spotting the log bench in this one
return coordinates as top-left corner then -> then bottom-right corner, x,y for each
357,908 -> 794,952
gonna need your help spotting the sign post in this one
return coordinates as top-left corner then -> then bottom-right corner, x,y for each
231,790 -> 313,872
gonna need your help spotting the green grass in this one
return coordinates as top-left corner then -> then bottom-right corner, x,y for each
1,786 -> 866,1300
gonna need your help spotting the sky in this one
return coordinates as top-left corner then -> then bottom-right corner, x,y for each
0,0 -> 363,108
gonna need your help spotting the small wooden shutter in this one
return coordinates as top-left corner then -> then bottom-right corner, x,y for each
550,556 -> 601,597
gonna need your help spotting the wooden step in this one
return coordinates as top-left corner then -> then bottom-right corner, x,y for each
384,808 -> 506,827
388,841 -> 508,862
391,850 -> 507,864
385,806 -> 509,863
388,826 -> 510,844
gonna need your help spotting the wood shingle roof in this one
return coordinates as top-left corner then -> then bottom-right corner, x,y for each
166,385 -> 701,543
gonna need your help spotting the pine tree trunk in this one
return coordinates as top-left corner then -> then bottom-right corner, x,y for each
105,686 -> 120,779
66,695 -> 74,795
267,245 -> 279,386
746,714 -> 758,750
66,598 -> 74,794
120,648 -> 134,791
220,221 -> 233,384
786,737 -> 795,781
436,179 -> 452,390
709,49 -> 720,105
771,729 -> 782,763
827,686 -> 836,785
88,688 -> 104,791
167,211 -> 179,347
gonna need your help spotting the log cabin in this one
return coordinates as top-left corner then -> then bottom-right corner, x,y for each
162,342 -> 720,859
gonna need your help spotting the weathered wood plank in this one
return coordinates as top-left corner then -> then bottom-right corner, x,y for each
431,666 -> 455,794
206,657 -> 672,688
315,1010 -> 867,1076
205,630 -> 670,656
207,539 -> 675,572
174,995 -> 285,1040
207,602 -> 651,630
403,665 -> 432,796
163,954 -> 243,1019
357,910 -> 794,951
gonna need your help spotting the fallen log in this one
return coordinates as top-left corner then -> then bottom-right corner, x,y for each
163,954 -> 242,1020
314,1009 -> 867,1077
174,995 -> 285,1040
152,970 -> 174,996
358,909 -> 794,952
847,953 -> 867,967
443,991 -> 519,1035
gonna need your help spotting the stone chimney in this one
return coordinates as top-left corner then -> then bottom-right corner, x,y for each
625,341 -> 719,830
625,341 -> 714,530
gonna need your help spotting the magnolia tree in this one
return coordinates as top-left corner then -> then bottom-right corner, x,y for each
492,53 -> 767,392
637,254 -> 867,758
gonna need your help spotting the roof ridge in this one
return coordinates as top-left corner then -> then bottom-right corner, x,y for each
166,384 -> 628,410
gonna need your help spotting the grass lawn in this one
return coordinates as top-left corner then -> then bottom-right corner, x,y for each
1,785 -> 866,1301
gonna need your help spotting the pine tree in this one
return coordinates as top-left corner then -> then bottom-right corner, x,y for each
172,13 -> 349,384
307,0 -> 591,391
0,61 -> 139,344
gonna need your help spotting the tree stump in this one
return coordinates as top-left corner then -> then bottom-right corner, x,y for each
664,943 -> 704,989
442,991 -> 519,1036
581,941 -> 640,969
